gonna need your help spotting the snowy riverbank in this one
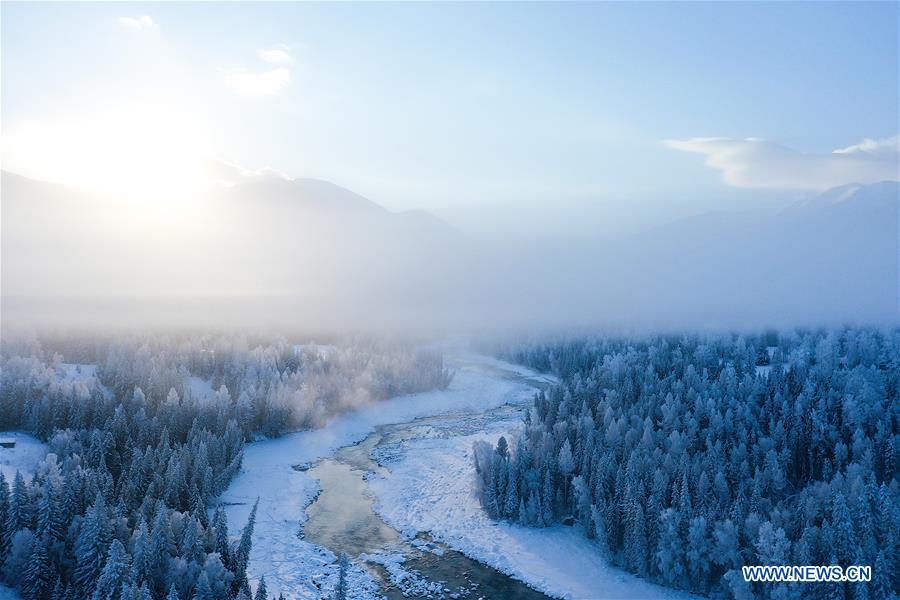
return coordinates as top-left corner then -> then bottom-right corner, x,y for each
221,345 -> 697,599
369,426 -> 700,600
219,348 -> 548,598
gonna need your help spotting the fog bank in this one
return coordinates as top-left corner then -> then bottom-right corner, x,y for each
2,172 -> 897,335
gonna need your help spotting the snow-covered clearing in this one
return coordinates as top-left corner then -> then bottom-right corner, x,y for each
57,362 -> 98,382
368,426 -> 699,600
187,376 -> 217,402
0,432 -> 48,483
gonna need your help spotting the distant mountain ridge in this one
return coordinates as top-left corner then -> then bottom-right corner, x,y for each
227,177 -> 390,214
1,170 -> 897,331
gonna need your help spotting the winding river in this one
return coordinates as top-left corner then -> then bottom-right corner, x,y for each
221,350 -> 556,599
303,358 -> 553,598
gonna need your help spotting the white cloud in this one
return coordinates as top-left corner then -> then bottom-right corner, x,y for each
205,159 -> 290,186
664,136 -> 899,191
222,44 -> 295,95
833,135 -> 899,157
119,16 -> 158,30
257,45 -> 293,65
221,67 -> 290,95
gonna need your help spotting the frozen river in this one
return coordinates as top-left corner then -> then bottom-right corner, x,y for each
221,347 -> 695,599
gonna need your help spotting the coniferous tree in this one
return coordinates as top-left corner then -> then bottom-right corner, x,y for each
91,539 -> 132,600
477,330 -> 899,598
191,571 -> 213,600
73,494 -> 112,595
212,507 -> 230,568
253,575 -> 267,600
0,474 -> 10,558
232,499 -> 258,595
21,534 -> 52,600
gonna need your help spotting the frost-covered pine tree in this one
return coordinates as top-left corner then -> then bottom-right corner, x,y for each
7,471 -> 34,539
0,473 -> 10,556
21,534 -> 52,600
655,508 -> 685,588
130,520 -> 150,587
831,491 -> 858,566
3,528 -> 34,584
179,517 -> 204,565
503,463 -> 519,519
192,571 -> 213,600
624,497 -> 648,576
74,493 -> 112,595
148,507 -> 175,596
232,499 -> 258,595
253,575 -> 267,600
91,539 -> 132,600
212,506 -> 231,568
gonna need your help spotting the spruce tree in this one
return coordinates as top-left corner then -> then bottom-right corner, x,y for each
0,473 -> 10,558
871,551 -> 892,600
73,493 -> 112,595
7,471 -> 34,540
192,571 -> 213,600
212,507 -> 230,568
253,575 -> 267,600
21,534 -> 52,600
232,499 -> 258,595
148,507 -> 175,596
91,539 -> 132,600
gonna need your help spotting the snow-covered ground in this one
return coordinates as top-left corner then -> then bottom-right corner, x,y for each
221,346 -> 696,599
187,376 -> 217,402
57,362 -> 98,382
219,347 -> 545,599
0,432 -> 48,483
369,427 -> 699,600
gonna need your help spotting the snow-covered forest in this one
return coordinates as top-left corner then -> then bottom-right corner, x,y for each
475,329 -> 899,599
0,334 -> 453,600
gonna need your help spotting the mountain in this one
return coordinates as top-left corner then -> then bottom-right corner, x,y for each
227,177 -> 388,214
605,180 -> 899,327
472,180 -> 898,331
2,170 -> 896,332
0,171 -> 465,330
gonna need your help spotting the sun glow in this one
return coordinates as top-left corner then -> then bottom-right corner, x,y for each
3,103 -> 213,202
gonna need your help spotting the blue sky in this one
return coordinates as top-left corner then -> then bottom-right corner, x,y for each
2,1 -> 898,235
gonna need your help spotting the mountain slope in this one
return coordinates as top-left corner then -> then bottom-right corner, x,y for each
1,171 -> 896,331
0,171 -> 464,329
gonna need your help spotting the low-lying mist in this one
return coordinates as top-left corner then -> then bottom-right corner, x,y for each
2,171 -> 897,336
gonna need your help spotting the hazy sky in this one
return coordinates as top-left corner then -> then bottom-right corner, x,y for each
3,2 -> 898,236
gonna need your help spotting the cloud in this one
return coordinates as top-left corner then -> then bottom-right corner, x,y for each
222,44 -> 295,95
664,136 -> 899,190
221,67 -> 290,95
205,159 -> 290,186
257,45 -> 293,65
833,135 -> 900,158
119,16 -> 158,30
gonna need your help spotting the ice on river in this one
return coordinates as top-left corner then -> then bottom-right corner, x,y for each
218,348 -> 545,599
220,345 -> 695,600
